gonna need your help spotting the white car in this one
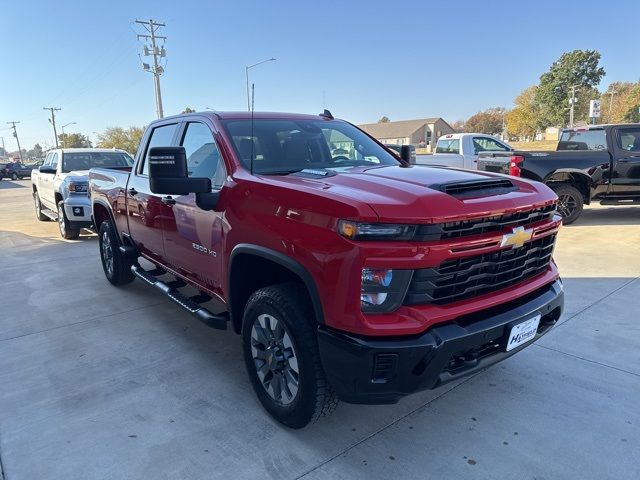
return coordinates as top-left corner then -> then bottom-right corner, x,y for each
31,148 -> 134,239
416,133 -> 513,170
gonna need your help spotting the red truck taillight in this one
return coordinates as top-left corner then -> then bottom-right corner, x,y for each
509,155 -> 524,177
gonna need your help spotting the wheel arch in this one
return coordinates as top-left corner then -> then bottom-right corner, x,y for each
544,170 -> 591,205
228,244 -> 325,334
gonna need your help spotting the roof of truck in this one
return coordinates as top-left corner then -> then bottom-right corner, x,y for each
157,111 -> 335,122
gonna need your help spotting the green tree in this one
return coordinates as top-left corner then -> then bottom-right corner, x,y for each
96,126 -> 145,155
26,143 -> 44,159
506,86 -> 541,139
378,116 -> 390,123
621,83 -> 640,123
58,132 -> 92,148
464,107 -> 505,135
535,50 -> 606,128
182,107 -> 196,113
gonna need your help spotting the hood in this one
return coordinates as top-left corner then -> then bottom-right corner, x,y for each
267,165 -> 556,223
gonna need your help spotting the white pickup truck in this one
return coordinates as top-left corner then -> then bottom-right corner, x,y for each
32,148 -> 133,239
416,133 -> 513,170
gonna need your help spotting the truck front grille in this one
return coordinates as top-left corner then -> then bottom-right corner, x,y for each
414,204 -> 556,242
404,234 -> 556,305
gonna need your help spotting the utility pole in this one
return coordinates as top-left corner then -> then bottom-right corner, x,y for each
1,137 -> 5,156
43,107 -> 61,148
568,85 -> 580,128
607,87 -> 617,121
136,19 -> 167,119
6,122 -> 23,162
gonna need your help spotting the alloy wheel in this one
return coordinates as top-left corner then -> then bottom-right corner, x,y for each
101,230 -> 114,277
557,193 -> 578,219
250,313 -> 299,405
58,205 -> 66,236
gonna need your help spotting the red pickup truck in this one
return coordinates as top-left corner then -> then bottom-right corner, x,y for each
89,110 -> 564,428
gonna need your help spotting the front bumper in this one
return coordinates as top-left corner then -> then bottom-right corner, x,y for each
318,279 -> 563,404
63,196 -> 93,229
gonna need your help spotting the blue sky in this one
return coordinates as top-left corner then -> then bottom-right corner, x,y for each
1,0 -> 639,151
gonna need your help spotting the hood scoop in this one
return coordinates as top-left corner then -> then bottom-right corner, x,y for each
430,178 -> 517,198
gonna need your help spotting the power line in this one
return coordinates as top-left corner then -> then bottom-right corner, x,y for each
135,19 -> 167,118
6,122 -> 23,162
43,107 -> 61,148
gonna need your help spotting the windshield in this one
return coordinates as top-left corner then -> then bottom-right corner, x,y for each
221,119 -> 400,174
61,152 -> 134,173
558,129 -> 606,151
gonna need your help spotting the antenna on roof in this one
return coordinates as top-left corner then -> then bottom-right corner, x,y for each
250,83 -> 255,175
319,109 -> 333,120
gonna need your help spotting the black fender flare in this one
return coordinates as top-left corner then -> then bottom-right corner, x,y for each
92,199 -> 119,240
229,244 -> 325,324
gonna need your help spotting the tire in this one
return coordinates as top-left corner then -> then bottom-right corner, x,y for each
551,184 -> 584,225
98,219 -> 135,286
57,201 -> 80,240
242,283 -> 337,428
11,172 -> 18,180
33,192 -> 49,221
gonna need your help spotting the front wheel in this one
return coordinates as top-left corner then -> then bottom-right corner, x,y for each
11,173 -> 18,180
57,201 -> 80,239
242,283 -> 337,428
551,184 -> 584,225
98,220 -> 135,285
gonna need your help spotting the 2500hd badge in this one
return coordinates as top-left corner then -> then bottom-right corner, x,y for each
192,243 -> 216,257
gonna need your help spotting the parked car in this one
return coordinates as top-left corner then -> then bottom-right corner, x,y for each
32,148 -> 134,239
477,124 -> 640,224
0,162 -> 32,180
384,144 -> 416,163
89,110 -> 563,428
417,133 -> 513,169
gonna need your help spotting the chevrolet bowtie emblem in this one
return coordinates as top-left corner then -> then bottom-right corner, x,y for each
501,226 -> 533,249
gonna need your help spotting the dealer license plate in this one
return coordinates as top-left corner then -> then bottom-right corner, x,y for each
506,314 -> 541,352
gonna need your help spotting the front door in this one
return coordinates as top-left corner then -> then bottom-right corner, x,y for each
40,152 -> 59,210
161,120 -> 227,297
612,126 -> 640,196
126,122 -> 180,263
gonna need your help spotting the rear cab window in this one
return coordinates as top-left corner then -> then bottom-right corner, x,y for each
435,138 -> 460,154
558,129 -> 607,151
617,127 -> 640,151
473,137 -> 509,153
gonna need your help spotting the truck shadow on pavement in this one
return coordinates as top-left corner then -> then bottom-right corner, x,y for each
0,179 -> 28,189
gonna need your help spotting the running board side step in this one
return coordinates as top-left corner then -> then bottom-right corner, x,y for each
131,264 -> 229,330
600,198 -> 640,205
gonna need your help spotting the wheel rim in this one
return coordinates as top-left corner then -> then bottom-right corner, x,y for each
12,173 -> 17,180
101,230 -> 114,277
251,313 -> 299,405
557,193 -> 578,219
58,205 -> 66,235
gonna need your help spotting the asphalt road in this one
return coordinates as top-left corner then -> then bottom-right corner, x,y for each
1,179 -> 639,480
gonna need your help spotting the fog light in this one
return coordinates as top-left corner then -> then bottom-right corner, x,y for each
72,207 -> 83,216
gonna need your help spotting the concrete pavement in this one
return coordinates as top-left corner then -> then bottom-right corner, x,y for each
0,179 -> 639,479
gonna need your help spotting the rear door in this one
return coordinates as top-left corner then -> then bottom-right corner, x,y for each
470,136 -> 511,169
611,126 -> 640,195
162,119 -> 227,296
126,122 -> 180,263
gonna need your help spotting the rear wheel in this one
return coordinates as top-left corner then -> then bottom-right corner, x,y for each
242,283 -> 337,428
57,201 -> 80,240
98,219 -> 135,285
11,173 -> 18,180
33,192 -> 49,221
551,184 -> 584,225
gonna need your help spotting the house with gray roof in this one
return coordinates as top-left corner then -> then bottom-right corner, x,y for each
359,117 -> 454,152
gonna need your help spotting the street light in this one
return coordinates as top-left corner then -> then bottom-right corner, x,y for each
245,57 -> 276,111
60,122 -> 77,146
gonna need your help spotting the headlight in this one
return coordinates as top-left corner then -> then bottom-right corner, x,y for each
361,268 -> 413,313
338,220 -> 416,241
68,182 -> 88,193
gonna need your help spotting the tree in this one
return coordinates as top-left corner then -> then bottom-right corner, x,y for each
464,108 -> 505,135
26,143 -> 44,159
58,132 -> 92,148
451,120 -> 465,131
506,86 -> 541,139
378,116 -> 390,123
182,107 -> 196,113
599,82 -> 636,123
535,50 -> 606,128
96,126 -> 145,155
621,83 -> 640,123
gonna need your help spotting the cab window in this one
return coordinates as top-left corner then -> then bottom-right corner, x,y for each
141,123 -> 179,175
51,153 -> 59,169
180,122 -> 226,188
618,128 -> 640,151
473,137 -> 509,153
435,138 -> 460,154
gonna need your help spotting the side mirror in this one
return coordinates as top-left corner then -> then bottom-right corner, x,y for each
400,145 -> 414,164
148,146 -> 211,195
39,165 -> 56,174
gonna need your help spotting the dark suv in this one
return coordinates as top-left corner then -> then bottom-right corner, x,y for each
0,162 -> 32,180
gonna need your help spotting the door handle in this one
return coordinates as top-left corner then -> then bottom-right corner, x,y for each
161,196 -> 176,206
128,187 -> 138,196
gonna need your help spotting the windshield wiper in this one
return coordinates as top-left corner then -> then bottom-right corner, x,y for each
258,169 -> 304,176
